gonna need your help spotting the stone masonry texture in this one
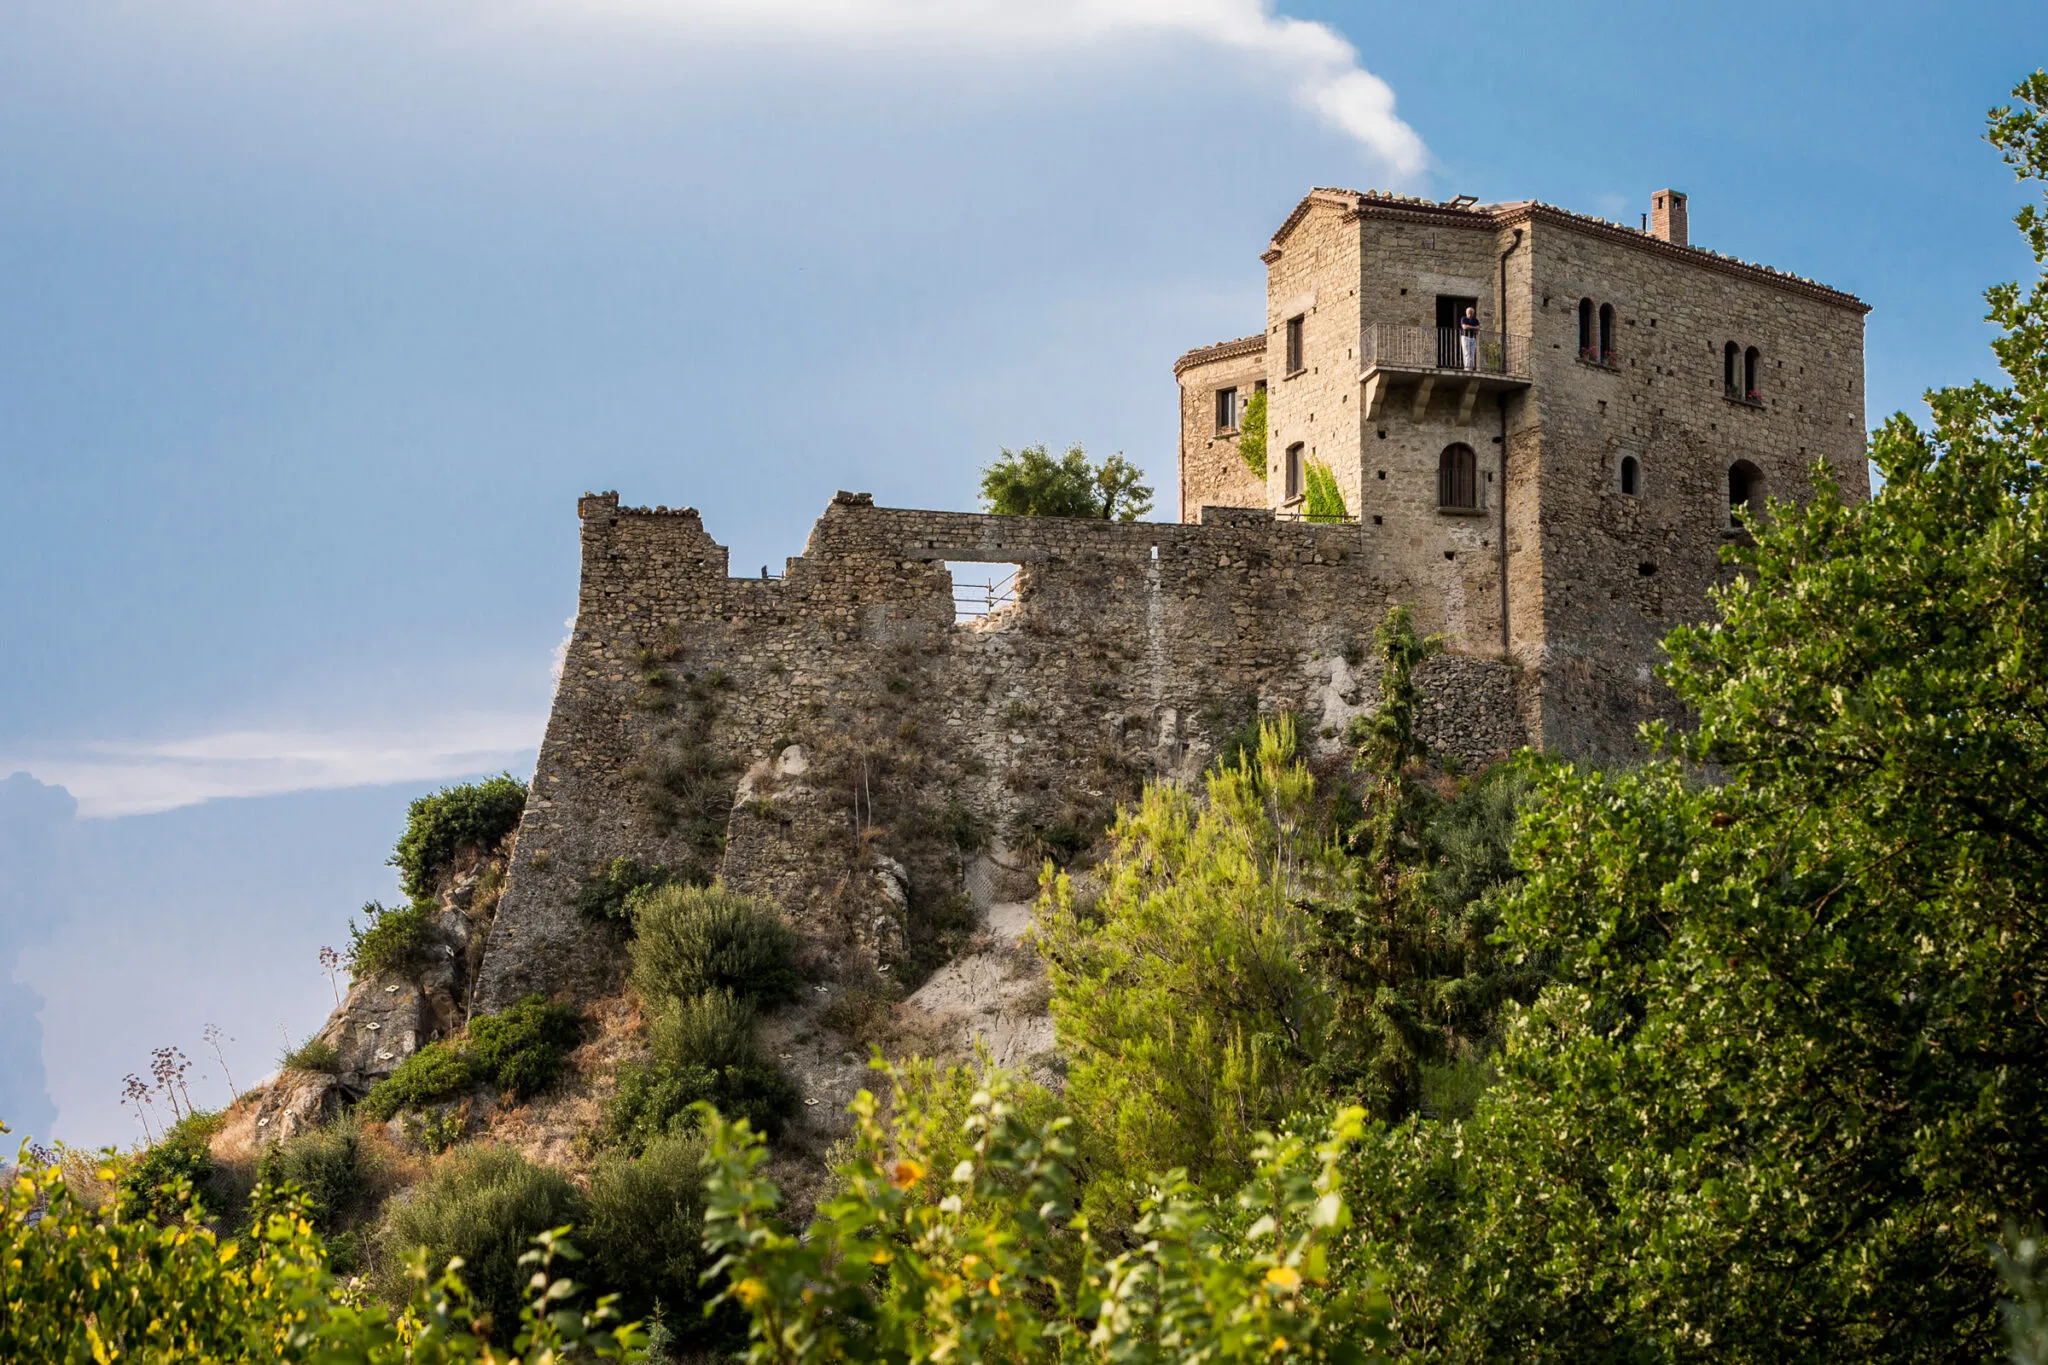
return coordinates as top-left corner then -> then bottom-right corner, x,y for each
474,492 -> 1527,1009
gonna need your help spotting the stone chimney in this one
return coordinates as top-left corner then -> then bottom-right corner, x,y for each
1650,189 -> 1688,247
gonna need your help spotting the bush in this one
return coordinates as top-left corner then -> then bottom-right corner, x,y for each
576,857 -> 676,924
583,1132 -> 738,1350
468,995 -> 584,1101
604,991 -> 797,1151
389,774 -> 527,903
251,1117 -> 375,1242
628,883 -> 800,1012
344,900 -> 434,978
370,1144 -> 583,1337
115,1110 -> 224,1224
357,1042 -> 472,1122
281,1034 -> 340,1074
2,1151 -> 643,1362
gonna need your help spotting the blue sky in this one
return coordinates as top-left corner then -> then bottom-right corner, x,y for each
2,0 -> 2042,1148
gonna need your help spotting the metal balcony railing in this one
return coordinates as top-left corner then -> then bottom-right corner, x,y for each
1361,326 -> 1531,379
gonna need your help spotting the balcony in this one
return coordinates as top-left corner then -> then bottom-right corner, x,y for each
1360,325 -> 1531,426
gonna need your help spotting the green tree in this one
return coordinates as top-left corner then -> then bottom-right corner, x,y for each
389,774 -> 527,903
1238,385 -> 1269,479
695,1065 -> 1394,1363
1037,716 -> 1343,1190
1312,608 -> 1535,1122
979,443 -> 1154,521
1346,73 -> 2048,1360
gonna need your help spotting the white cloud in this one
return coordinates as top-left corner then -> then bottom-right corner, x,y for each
4,712 -> 543,819
511,0 -> 1429,174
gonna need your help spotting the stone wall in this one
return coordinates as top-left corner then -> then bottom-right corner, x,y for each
1174,336 -> 1268,519
1182,186 -> 1870,758
473,492 -> 1532,1010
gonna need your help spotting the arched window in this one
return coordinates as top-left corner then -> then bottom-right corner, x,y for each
1620,454 -> 1640,496
1438,443 -> 1479,510
1744,346 -> 1761,399
1723,341 -> 1740,396
1728,460 -> 1763,525
1578,298 -> 1594,358
1598,303 -> 1616,363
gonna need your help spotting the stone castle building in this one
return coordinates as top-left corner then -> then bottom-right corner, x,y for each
473,186 -> 1869,1007
1175,187 -> 1868,755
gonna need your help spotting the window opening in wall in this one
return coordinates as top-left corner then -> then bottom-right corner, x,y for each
1438,442 -> 1479,510
1598,303 -> 1616,363
1214,387 -> 1237,432
1744,346 -> 1761,400
1727,461 -> 1763,526
1724,341 -> 1740,398
1436,294 -> 1478,369
1620,454 -> 1641,496
1578,298 -> 1594,359
1285,316 -> 1305,373
1285,442 -> 1306,499
946,562 -> 1021,624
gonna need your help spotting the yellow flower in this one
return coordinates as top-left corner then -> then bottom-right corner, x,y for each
1264,1265 -> 1302,1292
1271,1337 -> 1290,1353
890,1159 -> 926,1190
734,1277 -> 769,1307
988,1275 -> 1002,1297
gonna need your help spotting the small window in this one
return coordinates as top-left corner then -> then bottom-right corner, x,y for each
1578,298 -> 1594,358
1620,454 -> 1640,496
1285,442 -> 1306,499
1437,443 -> 1479,510
1285,316 -> 1305,374
1724,341 -> 1740,397
1598,303 -> 1615,362
1744,346 -> 1761,399
1728,460 -> 1763,524
1215,387 -> 1237,432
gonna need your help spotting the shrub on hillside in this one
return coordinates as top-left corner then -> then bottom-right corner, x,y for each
389,774 -> 527,903
116,1110 -> 225,1224
583,1132 -> 737,1350
344,900 -> 434,978
357,1042 -> 472,1122
603,991 -> 797,1151
251,1118 -> 376,1269
628,883 -> 800,1011
467,995 -> 584,1101
576,857 -> 676,924
280,1034 -> 341,1075
370,1144 -> 582,1336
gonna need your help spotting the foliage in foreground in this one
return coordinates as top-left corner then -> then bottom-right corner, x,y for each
979,442 -> 1155,521
698,1064 -> 1394,1363
1,1130 -> 640,1362
1337,73 -> 2048,1361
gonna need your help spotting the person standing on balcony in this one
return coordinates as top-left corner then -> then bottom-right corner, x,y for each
1459,305 -> 1480,371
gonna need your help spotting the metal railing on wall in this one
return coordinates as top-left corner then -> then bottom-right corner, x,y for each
952,566 -> 1019,621
1361,326 -> 1531,379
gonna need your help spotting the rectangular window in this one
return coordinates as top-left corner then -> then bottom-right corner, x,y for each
1285,442 -> 1305,499
1214,387 -> 1237,432
1285,316 -> 1304,374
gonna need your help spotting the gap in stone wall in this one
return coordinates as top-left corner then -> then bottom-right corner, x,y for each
945,562 -> 1022,624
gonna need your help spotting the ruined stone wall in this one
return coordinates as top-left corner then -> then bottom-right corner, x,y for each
473,492 -> 1531,1010
1174,338 -> 1268,519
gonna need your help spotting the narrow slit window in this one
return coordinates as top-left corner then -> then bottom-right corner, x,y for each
1598,303 -> 1615,362
1284,442 -> 1305,499
1620,454 -> 1640,496
1214,387 -> 1237,432
1744,346 -> 1761,399
1285,316 -> 1305,373
1578,298 -> 1594,358
1724,341 -> 1740,396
